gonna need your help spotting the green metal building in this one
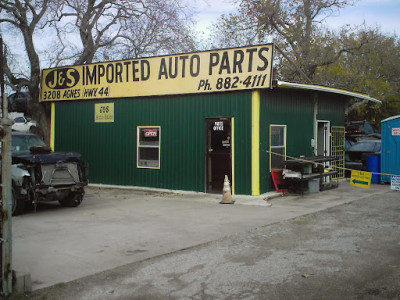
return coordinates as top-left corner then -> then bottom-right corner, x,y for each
42,45 -> 380,195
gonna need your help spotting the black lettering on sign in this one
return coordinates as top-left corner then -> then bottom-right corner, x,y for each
158,58 -> 168,79
62,89 -> 80,99
98,65 -> 105,84
132,61 -> 140,81
169,57 -> 178,79
84,65 -> 101,85
83,61 -> 150,85
43,90 -> 61,100
45,68 -> 80,89
158,56 -> 199,80
209,53 -> 219,75
115,63 -> 123,83
106,64 -> 114,83
257,47 -> 269,71
190,55 -> 200,77
233,50 -> 244,73
99,105 -> 109,113
208,47 -> 270,76
123,61 -> 131,82
246,48 -> 257,72
180,55 -> 189,78
141,60 -> 150,80
219,52 -> 231,74
83,88 -> 98,98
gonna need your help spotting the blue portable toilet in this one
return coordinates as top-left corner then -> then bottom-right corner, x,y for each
381,116 -> 400,183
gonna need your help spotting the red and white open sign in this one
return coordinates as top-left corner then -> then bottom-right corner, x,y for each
144,129 -> 158,137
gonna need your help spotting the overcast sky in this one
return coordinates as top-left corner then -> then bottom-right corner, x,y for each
192,0 -> 400,36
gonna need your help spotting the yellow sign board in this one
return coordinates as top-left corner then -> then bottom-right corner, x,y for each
40,44 -> 273,102
95,103 -> 114,123
350,170 -> 372,188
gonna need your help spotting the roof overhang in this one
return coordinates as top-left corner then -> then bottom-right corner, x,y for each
276,81 -> 381,104
382,115 -> 400,123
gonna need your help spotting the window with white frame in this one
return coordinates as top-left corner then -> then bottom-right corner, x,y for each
270,125 -> 286,170
137,126 -> 160,168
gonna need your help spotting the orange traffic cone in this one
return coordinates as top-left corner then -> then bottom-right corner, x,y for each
220,175 -> 234,204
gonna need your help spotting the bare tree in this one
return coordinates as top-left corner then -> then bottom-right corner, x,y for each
211,0 -> 368,82
209,10 -> 260,49
48,0 -> 196,65
0,0 -> 51,140
0,0 -> 49,95
1,0 -> 196,141
105,0 -> 196,59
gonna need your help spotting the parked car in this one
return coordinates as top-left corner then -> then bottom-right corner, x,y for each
12,116 -> 37,133
3,132 -> 88,215
345,120 -> 380,140
345,136 -> 357,151
345,138 -> 381,176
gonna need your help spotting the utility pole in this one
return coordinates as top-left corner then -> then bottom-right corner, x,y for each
0,36 -> 14,297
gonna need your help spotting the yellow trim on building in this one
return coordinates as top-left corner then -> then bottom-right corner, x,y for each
50,102 -> 55,150
251,90 -> 260,195
231,117 -> 235,195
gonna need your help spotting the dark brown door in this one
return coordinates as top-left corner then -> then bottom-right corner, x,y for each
206,118 -> 232,193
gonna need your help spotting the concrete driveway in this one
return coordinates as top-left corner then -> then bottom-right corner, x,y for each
12,181 -> 391,291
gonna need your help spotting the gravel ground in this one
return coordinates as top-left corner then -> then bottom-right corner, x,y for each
11,188 -> 400,300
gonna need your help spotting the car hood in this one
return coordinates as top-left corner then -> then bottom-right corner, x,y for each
12,152 -> 84,164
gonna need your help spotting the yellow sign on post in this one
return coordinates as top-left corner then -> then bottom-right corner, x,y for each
350,170 -> 372,188
95,103 -> 114,123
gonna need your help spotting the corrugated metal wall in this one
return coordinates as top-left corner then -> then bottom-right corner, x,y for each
259,89 -> 315,193
317,93 -> 346,126
54,91 -> 253,194
54,88 -> 346,195
259,89 -> 346,193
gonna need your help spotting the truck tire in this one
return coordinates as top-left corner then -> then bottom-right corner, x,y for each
59,192 -> 84,207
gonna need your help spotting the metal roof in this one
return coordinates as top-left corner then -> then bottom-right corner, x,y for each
276,81 -> 381,104
381,115 -> 400,123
